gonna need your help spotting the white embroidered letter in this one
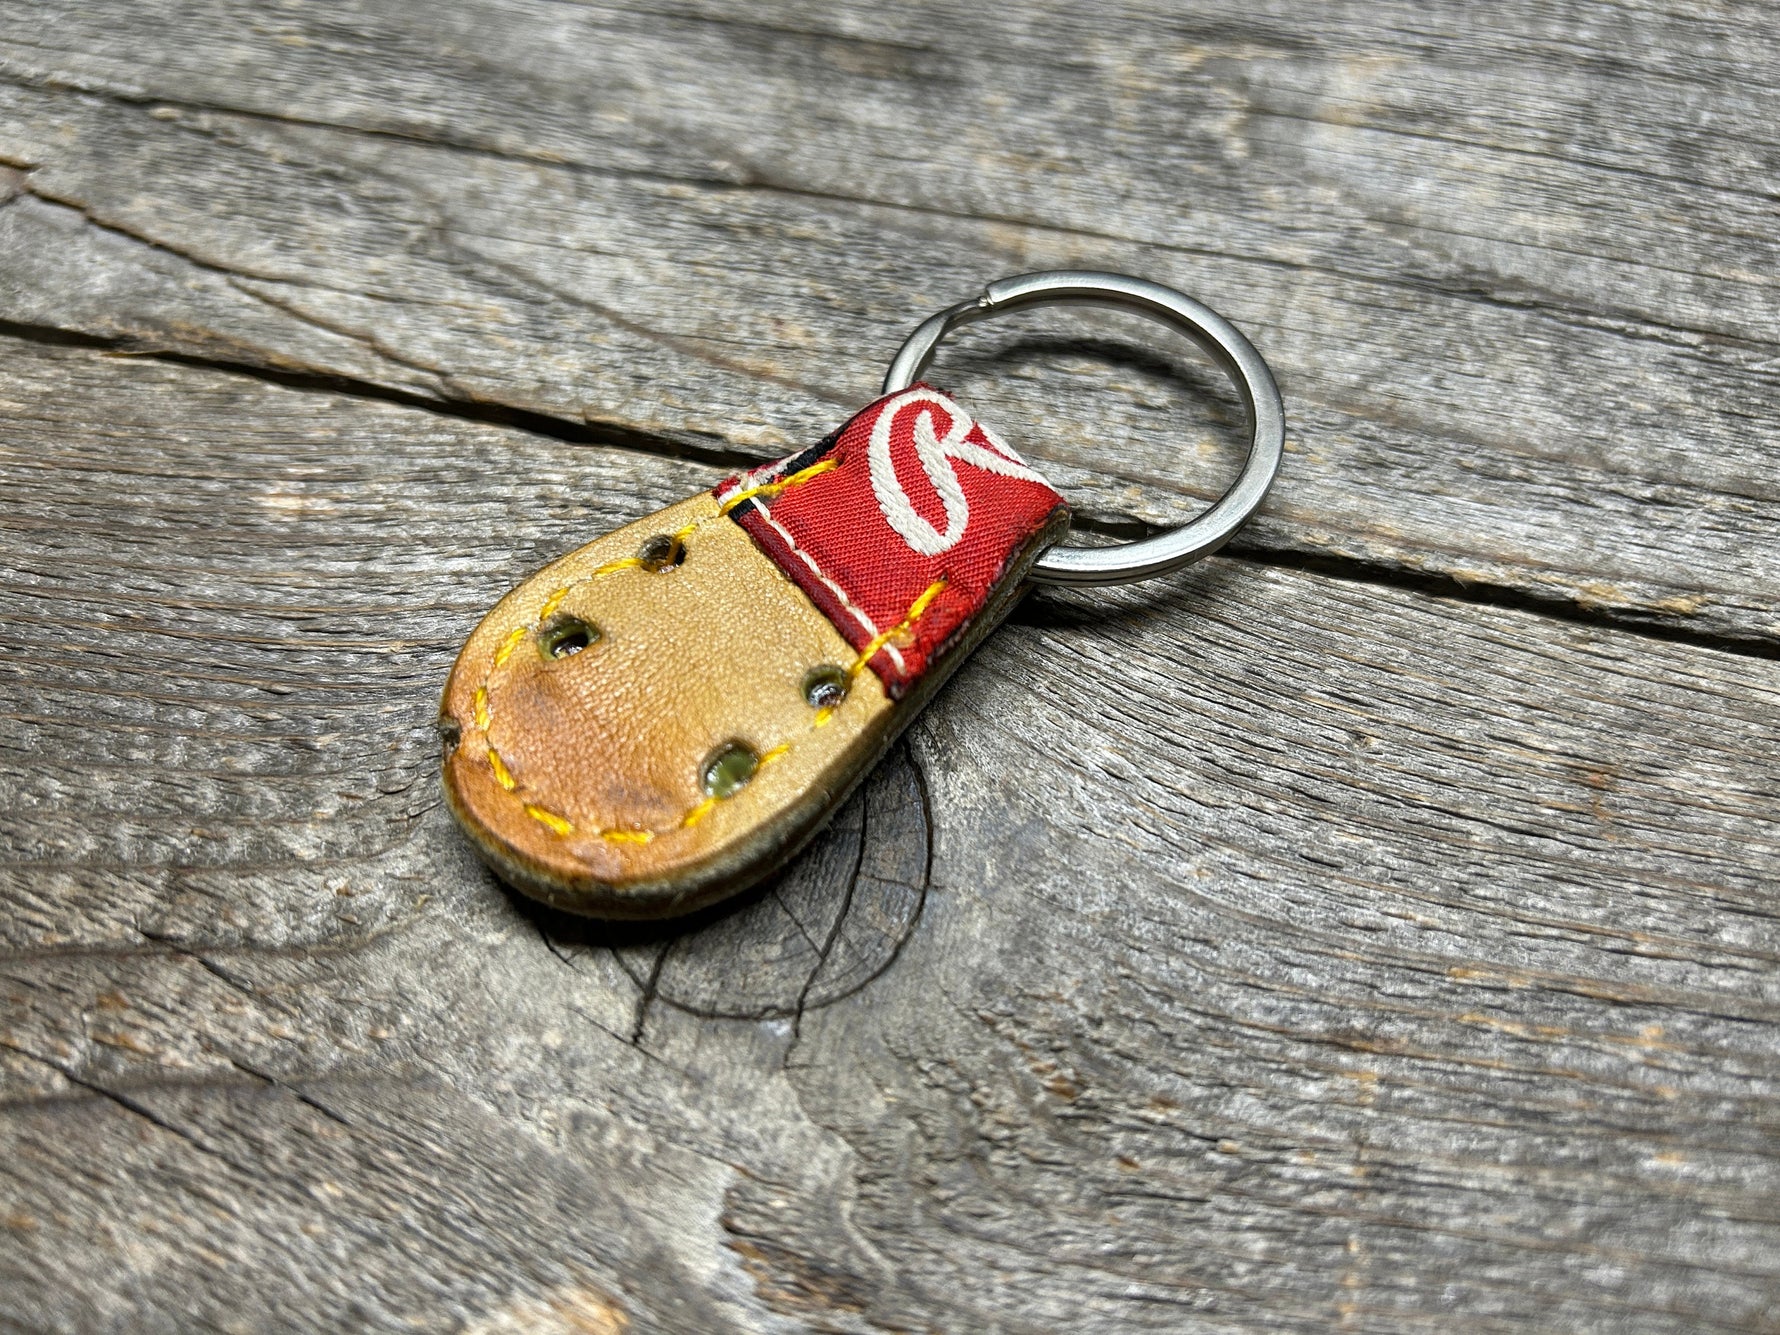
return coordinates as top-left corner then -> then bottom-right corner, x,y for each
866,389 -> 1047,556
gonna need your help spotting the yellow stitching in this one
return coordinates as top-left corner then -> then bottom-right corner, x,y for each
539,585 -> 571,619
478,560 -> 654,729
751,507 -> 902,673
513,574 -> 951,840
493,625 -> 528,667
718,457 -> 838,515
849,578 -> 947,680
477,457 -> 855,840
680,796 -> 720,829
602,828 -> 654,845
524,804 -> 574,836
487,747 -> 517,791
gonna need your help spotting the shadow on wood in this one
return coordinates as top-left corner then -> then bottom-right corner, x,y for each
512,742 -> 931,1023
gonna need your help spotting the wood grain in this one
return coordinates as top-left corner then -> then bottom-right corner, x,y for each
0,339 -> 1775,1331
0,2 -> 1777,1330
1,0 -> 1777,644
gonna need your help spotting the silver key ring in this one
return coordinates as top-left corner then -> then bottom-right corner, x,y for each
882,270 -> 1285,587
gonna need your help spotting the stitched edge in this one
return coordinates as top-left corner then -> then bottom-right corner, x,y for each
480,572 -> 944,844
846,576 -> 945,683
714,456 -> 836,512
473,459 -> 857,842
734,444 -> 938,679
715,434 -> 837,508
755,508 -> 907,675
733,396 -> 1033,687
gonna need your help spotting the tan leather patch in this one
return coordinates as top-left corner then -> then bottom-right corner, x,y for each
441,493 -> 896,917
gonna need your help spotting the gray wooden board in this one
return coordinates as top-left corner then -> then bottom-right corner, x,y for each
1,0 -> 1779,644
0,1 -> 1776,1330
0,339 -> 1776,1332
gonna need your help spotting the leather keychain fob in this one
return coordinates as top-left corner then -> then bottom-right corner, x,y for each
440,272 -> 1285,918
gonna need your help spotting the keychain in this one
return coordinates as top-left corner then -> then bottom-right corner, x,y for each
440,271 -> 1285,918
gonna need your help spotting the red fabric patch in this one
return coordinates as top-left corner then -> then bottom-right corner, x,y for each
716,384 -> 1067,697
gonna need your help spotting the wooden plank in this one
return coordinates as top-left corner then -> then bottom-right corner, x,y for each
1,339 -> 1775,1330
1,0 -> 1778,645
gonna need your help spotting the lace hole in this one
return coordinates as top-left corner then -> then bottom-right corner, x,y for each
802,665 -> 848,710
538,614 -> 601,660
637,534 -> 685,571
701,743 -> 759,799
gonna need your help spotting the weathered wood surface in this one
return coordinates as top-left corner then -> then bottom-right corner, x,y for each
5,0 -> 1780,646
0,2 -> 1777,1331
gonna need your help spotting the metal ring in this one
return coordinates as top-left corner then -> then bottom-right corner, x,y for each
882,270 -> 1285,587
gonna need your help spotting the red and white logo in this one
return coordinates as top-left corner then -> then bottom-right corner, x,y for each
719,384 -> 1067,696
866,388 -> 1049,556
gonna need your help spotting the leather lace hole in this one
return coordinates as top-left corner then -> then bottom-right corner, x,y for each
538,614 -> 601,660
637,534 -> 685,571
702,743 -> 758,799
802,665 -> 848,710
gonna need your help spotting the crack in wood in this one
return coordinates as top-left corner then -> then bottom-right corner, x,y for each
0,316 -> 760,468
7,67 -> 1774,353
0,1036 -> 249,1171
2,10 -> 1778,1324
784,790 -> 870,1060
0,314 -> 1761,664
629,941 -> 669,1047
225,1056 -> 354,1127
